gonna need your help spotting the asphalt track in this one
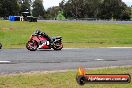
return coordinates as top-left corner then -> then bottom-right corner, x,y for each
0,48 -> 132,73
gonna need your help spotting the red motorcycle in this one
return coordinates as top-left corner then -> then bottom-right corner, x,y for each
26,30 -> 63,51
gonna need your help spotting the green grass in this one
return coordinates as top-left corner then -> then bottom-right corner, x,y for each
0,20 -> 132,48
0,66 -> 132,88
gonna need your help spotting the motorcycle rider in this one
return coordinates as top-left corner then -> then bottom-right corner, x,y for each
34,30 -> 53,43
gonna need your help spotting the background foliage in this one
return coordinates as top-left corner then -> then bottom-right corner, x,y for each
0,0 -> 131,20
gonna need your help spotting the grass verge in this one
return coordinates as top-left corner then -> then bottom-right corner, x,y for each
0,66 -> 132,88
0,21 -> 132,48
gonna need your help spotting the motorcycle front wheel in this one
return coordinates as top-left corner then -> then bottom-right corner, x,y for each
26,40 -> 38,51
52,42 -> 63,50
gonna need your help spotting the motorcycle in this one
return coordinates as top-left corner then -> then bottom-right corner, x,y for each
0,43 -> 2,49
26,30 -> 63,51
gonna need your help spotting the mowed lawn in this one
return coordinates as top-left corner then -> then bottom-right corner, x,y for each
0,66 -> 132,88
0,20 -> 132,48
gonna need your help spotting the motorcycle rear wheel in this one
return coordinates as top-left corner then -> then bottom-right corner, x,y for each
26,40 -> 38,51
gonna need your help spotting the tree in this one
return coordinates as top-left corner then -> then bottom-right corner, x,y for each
32,0 -> 45,17
59,0 -> 73,18
56,11 -> 66,20
131,6 -> 132,20
0,0 -> 19,17
61,0 -> 84,18
46,6 -> 61,19
60,0 -> 131,20
98,0 -> 131,20
19,0 -> 31,13
60,0 -> 102,18
83,0 -> 101,18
